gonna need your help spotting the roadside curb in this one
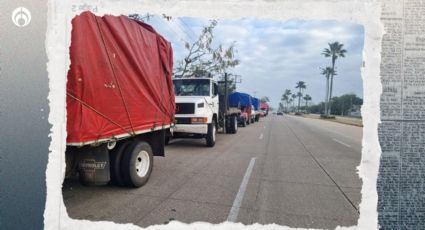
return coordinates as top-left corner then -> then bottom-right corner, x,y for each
289,114 -> 363,127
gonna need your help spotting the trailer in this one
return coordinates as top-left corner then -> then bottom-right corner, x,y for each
65,12 -> 174,187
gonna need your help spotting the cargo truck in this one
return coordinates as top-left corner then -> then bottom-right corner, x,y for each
171,73 -> 240,147
228,92 -> 254,125
252,97 -> 261,122
65,12 -> 175,188
260,102 -> 269,117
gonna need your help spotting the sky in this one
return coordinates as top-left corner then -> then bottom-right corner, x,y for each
145,15 -> 364,109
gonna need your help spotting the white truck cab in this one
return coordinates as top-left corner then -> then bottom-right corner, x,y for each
172,78 -> 219,147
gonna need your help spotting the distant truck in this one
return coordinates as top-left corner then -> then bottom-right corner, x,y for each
228,92 -> 254,126
172,74 -> 240,147
252,97 -> 261,122
260,102 -> 269,116
65,12 -> 174,187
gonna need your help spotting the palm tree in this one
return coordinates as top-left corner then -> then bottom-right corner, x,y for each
296,92 -> 303,112
282,89 -> 292,112
285,89 -> 292,112
288,98 -> 293,112
320,67 -> 337,115
281,95 -> 288,113
322,42 -> 346,115
303,94 -> 312,113
295,81 -> 306,112
291,94 -> 297,112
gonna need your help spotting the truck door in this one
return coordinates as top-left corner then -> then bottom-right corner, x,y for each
211,82 -> 219,114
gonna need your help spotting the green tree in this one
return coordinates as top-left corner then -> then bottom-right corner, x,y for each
320,67 -> 337,115
175,20 -> 240,78
329,94 -> 362,116
291,94 -> 297,112
309,102 -> 326,114
322,42 -> 347,115
281,89 -> 292,112
295,81 -> 306,112
303,94 -> 312,113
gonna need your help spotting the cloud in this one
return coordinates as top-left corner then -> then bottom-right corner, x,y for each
146,15 -> 364,108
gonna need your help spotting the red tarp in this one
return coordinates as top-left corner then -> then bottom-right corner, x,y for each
260,102 -> 269,110
66,11 -> 175,145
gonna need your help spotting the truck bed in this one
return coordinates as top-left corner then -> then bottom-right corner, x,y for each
66,12 -> 174,145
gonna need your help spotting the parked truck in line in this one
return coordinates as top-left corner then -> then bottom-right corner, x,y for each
228,92 -> 254,126
65,12 -> 175,188
252,97 -> 261,122
260,102 -> 270,117
171,73 -> 241,147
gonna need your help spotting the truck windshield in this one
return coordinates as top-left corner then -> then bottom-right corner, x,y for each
173,79 -> 210,96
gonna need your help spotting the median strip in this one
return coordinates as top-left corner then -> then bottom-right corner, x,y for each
227,157 -> 256,222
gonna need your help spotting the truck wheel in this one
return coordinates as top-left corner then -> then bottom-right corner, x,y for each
225,118 -> 231,134
206,120 -> 216,147
109,141 -> 132,186
242,118 -> 246,127
121,141 -> 153,187
230,115 -> 238,134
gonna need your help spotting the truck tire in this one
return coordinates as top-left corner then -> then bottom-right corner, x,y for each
109,141 -> 132,186
121,141 -> 153,187
241,118 -> 246,127
225,118 -> 232,134
206,120 -> 216,147
230,115 -> 238,134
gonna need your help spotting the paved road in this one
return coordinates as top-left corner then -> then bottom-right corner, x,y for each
63,114 -> 362,229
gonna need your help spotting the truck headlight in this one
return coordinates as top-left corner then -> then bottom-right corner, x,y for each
191,117 -> 208,123
197,102 -> 204,108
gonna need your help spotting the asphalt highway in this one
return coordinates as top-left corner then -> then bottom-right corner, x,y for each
63,114 -> 362,229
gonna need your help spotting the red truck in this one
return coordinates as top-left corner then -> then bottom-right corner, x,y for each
260,102 -> 269,117
65,12 -> 174,187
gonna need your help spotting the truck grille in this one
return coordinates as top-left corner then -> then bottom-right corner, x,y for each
175,117 -> 191,124
175,103 -> 195,114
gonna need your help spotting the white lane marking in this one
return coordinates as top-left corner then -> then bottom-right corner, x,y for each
333,138 -> 351,148
259,133 -> 264,139
227,157 -> 256,222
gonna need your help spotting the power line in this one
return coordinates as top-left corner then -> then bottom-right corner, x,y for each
179,18 -> 199,40
152,15 -> 187,47
172,18 -> 197,44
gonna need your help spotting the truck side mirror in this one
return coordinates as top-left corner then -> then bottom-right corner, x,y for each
213,83 -> 219,96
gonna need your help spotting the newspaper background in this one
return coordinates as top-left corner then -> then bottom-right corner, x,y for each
378,0 -> 425,228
